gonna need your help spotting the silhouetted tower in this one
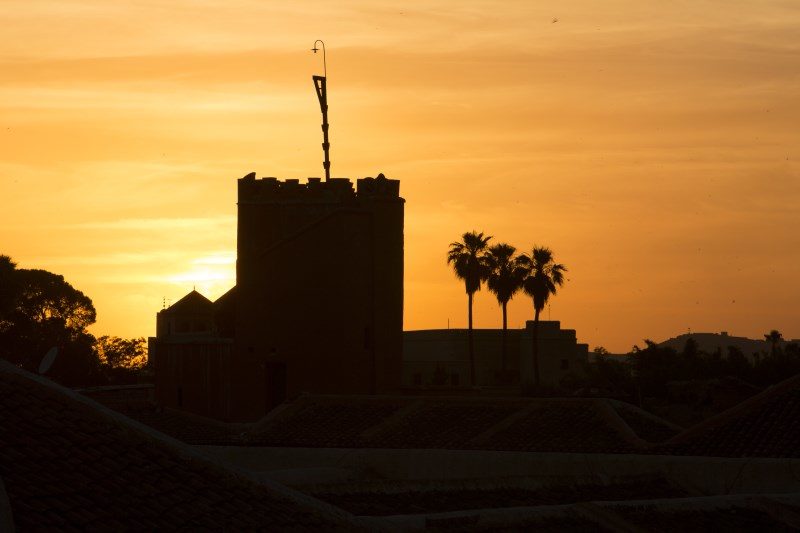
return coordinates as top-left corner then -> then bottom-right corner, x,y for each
312,40 -> 331,181
233,173 -> 404,421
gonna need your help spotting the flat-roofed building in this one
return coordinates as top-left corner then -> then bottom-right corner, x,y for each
403,320 -> 589,389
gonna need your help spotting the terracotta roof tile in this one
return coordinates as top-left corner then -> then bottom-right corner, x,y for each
662,373 -> 800,457
241,396 -> 671,453
247,398 -> 404,448
610,400 -> 683,444
0,361 -> 360,530
614,504 -> 790,531
472,400 -> 635,454
312,477 -> 687,516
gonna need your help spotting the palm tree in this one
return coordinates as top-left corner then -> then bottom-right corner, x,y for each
485,243 -> 525,378
519,246 -> 567,386
764,329 -> 783,357
447,231 -> 492,386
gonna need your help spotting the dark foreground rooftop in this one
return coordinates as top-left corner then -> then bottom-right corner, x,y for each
663,373 -> 800,457
243,394 -> 683,452
6,360 -> 800,530
84,371 -> 800,461
0,361 -> 358,531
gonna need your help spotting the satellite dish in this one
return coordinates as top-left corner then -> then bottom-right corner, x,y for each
39,347 -> 58,375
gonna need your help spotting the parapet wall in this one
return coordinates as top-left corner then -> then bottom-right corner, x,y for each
238,172 -> 401,205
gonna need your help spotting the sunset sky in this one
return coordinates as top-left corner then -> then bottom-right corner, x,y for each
1,1 -> 798,352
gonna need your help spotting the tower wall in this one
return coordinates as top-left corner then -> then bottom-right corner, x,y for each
231,173 -> 404,421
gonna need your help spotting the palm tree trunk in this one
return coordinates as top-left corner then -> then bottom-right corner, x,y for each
468,292 -> 475,386
532,308 -> 541,386
501,301 -> 508,375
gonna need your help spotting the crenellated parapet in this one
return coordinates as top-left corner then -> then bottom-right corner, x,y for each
356,173 -> 401,198
238,172 -> 401,205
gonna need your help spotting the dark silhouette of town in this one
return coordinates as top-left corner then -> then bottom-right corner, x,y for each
2,59 -> 800,531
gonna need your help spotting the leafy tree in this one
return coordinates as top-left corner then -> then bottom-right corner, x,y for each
589,352 -> 635,398
764,329 -> 783,357
485,243 -> 525,377
518,246 -> 566,386
96,336 -> 149,385
96,336 -> 147,369
682,337 -> 699,359
447,231 -> 492,386
725,346 -> 751,379
0,257 -> 101,386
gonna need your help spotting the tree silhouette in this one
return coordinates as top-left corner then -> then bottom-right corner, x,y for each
0,255 -> 17,325
485,243 -> 525,378
519,246 -> 567,386
0,256 -> 101,386
447,231 -> 492,386
764,329 -> 783,357
96,336 -> 148,369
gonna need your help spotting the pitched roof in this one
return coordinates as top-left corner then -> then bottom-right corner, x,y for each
0,360 -> 360,530
84,390 -> 245,445
162,289 -> 213,314
241,395 -> 680,453
662,373 -> 800,457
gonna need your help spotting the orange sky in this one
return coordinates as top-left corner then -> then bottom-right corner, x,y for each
1,1 -> 798,352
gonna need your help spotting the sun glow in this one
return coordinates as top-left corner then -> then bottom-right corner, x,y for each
2,1 -> 799,350
166,255 -> 235,300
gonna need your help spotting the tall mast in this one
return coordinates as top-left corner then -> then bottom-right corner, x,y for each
311,40 -> 330,181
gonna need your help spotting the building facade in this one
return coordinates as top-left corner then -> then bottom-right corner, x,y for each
402,321 -> 589,389
149,290 -> 234,420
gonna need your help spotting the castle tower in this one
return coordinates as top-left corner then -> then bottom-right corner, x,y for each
230,172 -> 404,420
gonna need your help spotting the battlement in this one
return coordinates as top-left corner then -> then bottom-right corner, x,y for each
238,172 -> 401,204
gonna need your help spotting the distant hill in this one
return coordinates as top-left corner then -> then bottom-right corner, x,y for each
658,332 -> 798,359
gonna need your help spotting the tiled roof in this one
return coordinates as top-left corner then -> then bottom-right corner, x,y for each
368,399 -> 527,450
241,395 -> 678,453
311,476 -> 688,516
245,397 -> 404,448
662,373 -> 800,457
469,399 -> 637,454
110,403 -> 246,445
612,503 -> 789,532
610,400 -> 683,444
371,493 -> 800,531
0,361 -> 360,530
82,387 -> 245,445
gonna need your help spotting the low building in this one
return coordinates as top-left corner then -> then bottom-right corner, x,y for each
402,320 -> 589,389
148,289 -> 234,420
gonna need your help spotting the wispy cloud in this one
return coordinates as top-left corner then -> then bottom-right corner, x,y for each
65,215 -> 235,231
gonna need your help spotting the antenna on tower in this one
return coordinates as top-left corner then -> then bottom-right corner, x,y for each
311,40 -> 331,181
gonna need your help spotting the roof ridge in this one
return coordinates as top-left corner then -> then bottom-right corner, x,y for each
359,399 -> 425,441
162,289 -> 213,312
594,399 -> 648,449
467,403 -> 542,447
608,399 -> 684,432
665,372 -> 800,447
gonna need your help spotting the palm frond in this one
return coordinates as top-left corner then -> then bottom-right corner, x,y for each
447,230 -> 492,295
